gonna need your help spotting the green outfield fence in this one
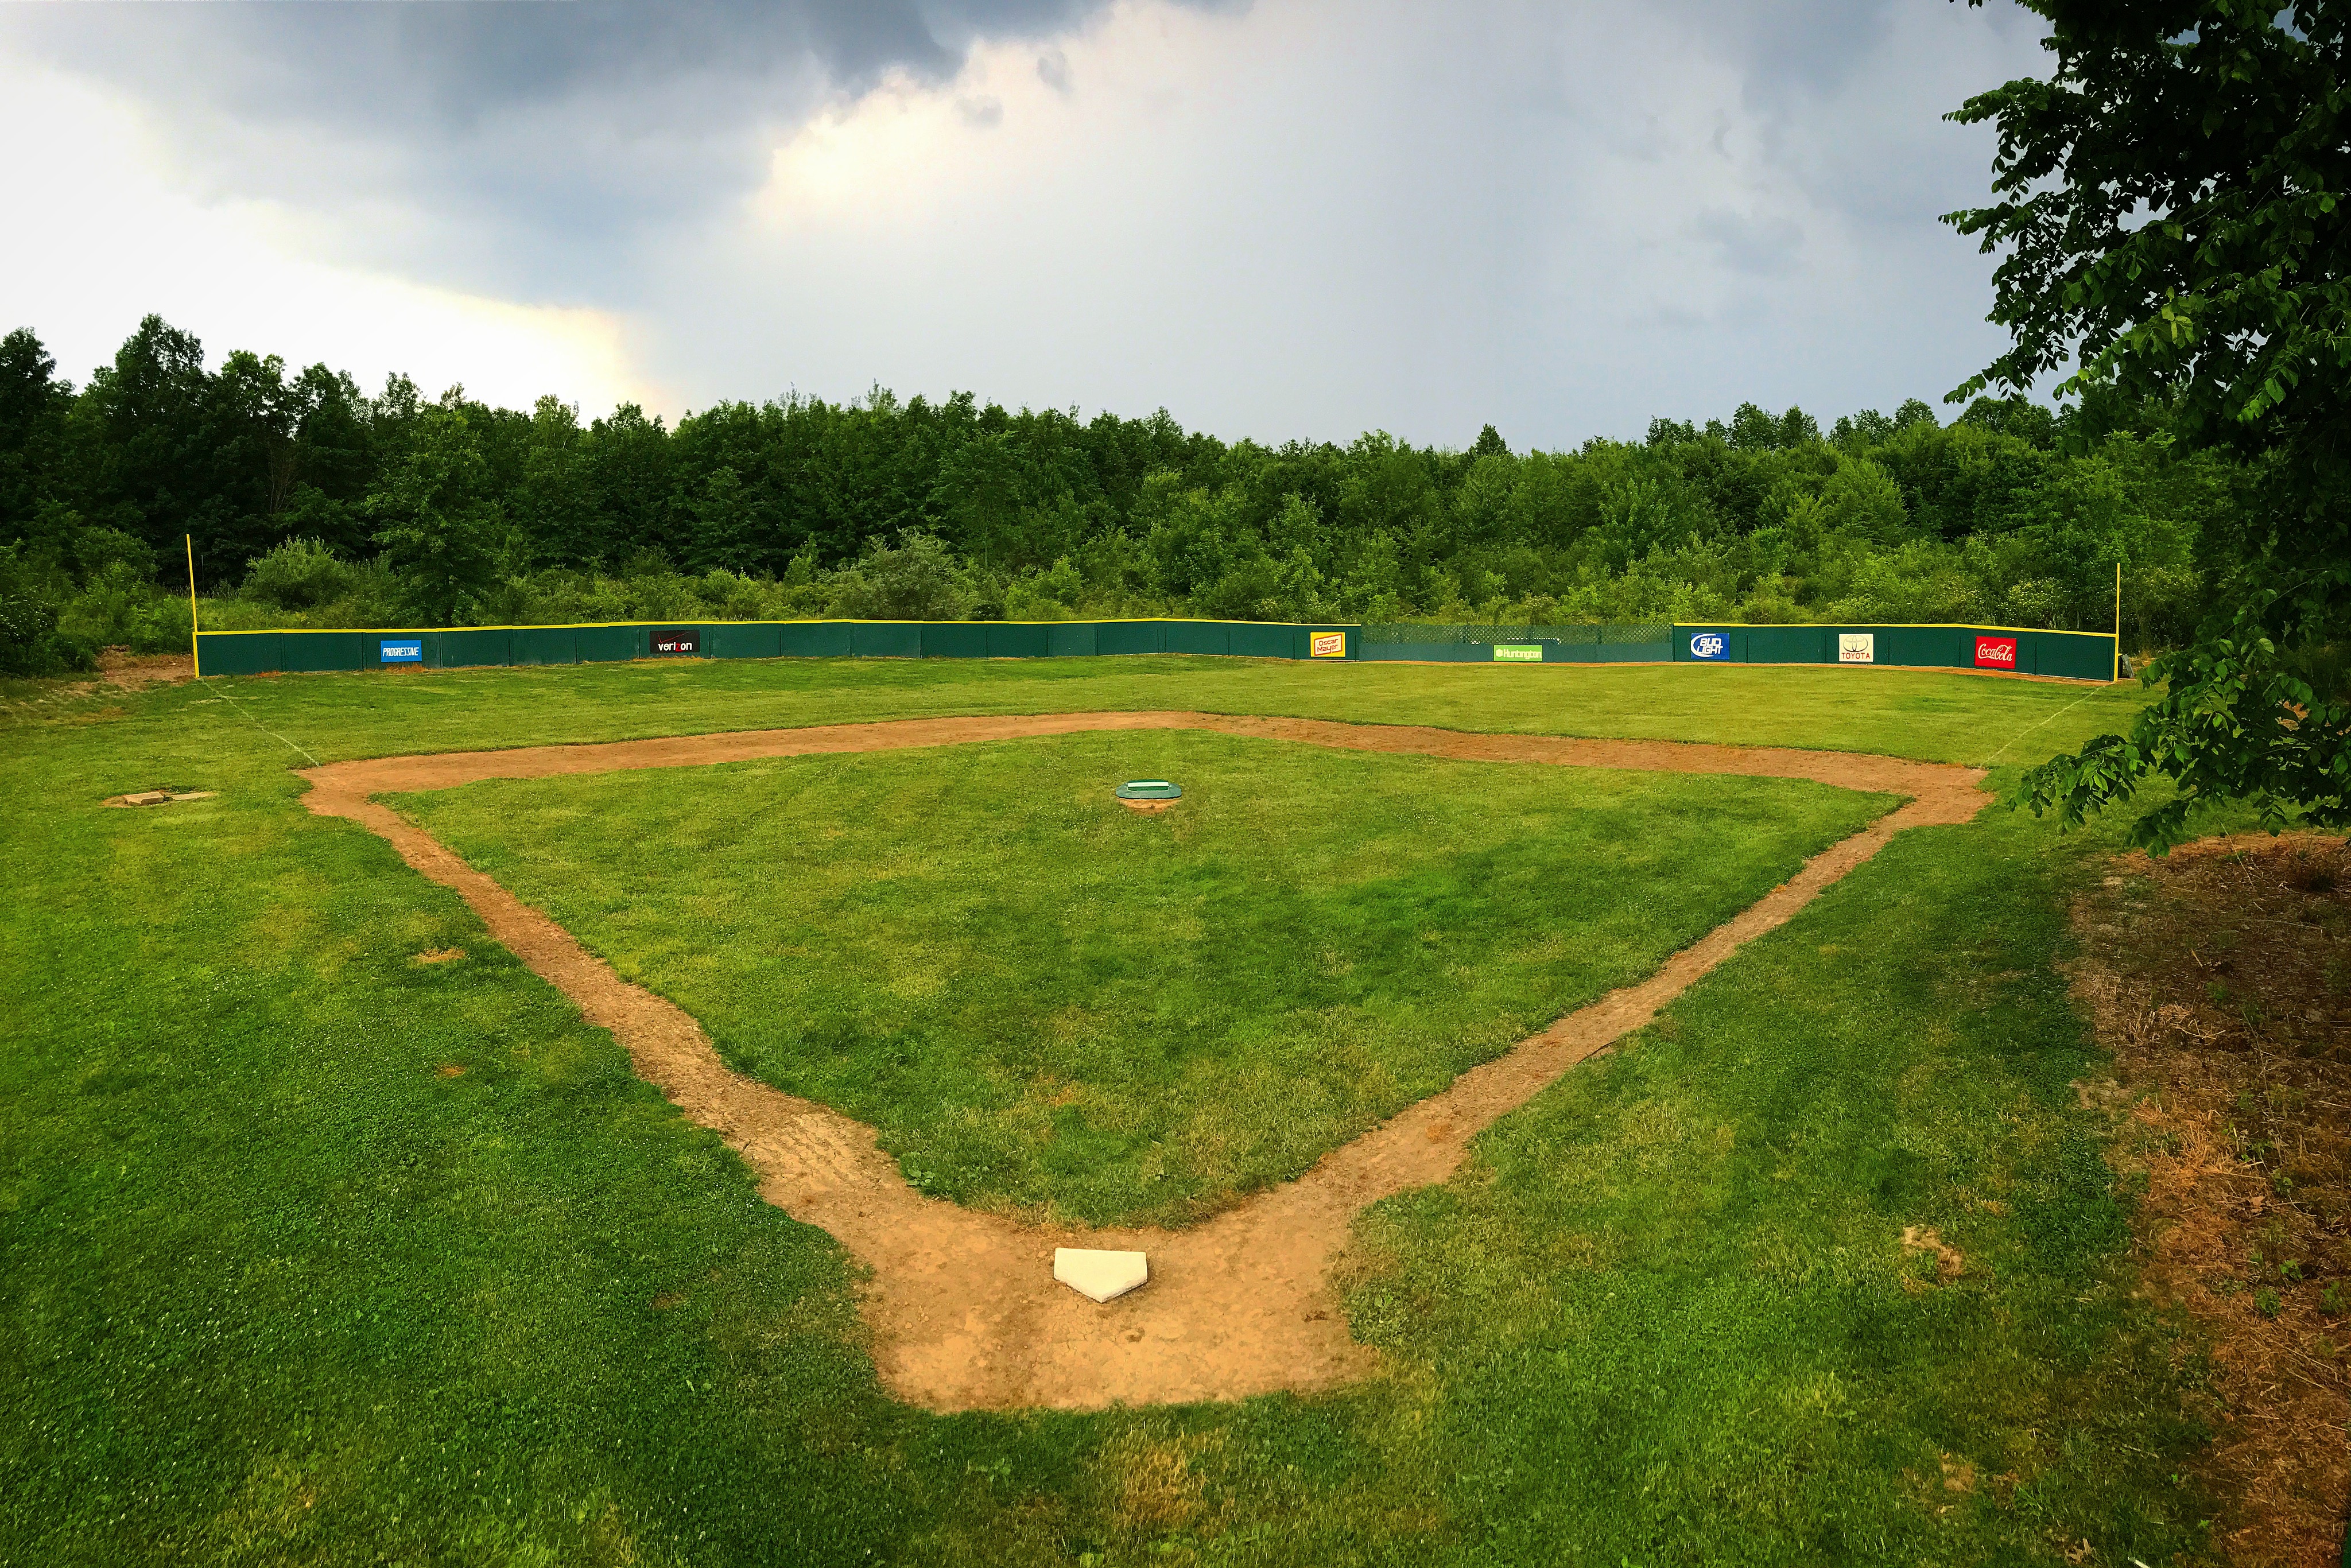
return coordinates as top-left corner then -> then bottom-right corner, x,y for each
191,618 -> 1360,676
192,617 -> 2119,681
1671,622 -> 2118,681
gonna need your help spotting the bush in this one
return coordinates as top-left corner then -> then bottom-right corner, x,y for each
0,549 -> 97,676
243,537 -> 362,610
71,526 -> 157,585
129,595 -> 194,657
829,532 -> 967,620
57,561 -> 150,647
1002,558 -> 1084,622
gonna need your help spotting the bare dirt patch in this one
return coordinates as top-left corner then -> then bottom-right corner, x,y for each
52,651 -> 197,704
1901,1224 -> 1966,1283
299,711 -> 1987,1411
96,650 -> 195,689
2071,833 -> 2351,1568
7,650 -> 195,724
412,948 -> 465,965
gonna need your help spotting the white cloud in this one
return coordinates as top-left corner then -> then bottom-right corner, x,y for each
648,0 -> 2048,445
0,57 -> 662,413
2,0 -> 2053,445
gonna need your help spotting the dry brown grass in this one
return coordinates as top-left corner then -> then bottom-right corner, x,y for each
2071,833 -> 2351,1568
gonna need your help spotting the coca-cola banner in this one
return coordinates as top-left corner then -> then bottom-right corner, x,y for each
1974,635 -> 2018,670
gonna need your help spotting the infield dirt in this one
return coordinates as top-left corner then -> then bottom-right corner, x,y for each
300,711 -> 1988,1411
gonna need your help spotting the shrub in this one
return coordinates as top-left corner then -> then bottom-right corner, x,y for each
829,532 -> 967,620
243,537 -> 362,610
129,595 -> 194,657
692,569 -> 775,622
71,526 -> 157,585
1002,557 -> 1084,622
0,549 -> 97,676
57,561 -> 150,646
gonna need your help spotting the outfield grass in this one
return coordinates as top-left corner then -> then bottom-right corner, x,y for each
38,653 -> 2155,771
394,731 -> 1890,1225
0,657 -> 2226,1565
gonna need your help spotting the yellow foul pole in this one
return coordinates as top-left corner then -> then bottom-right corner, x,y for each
2112,560 -> 2122,682
185,534 -> 201,680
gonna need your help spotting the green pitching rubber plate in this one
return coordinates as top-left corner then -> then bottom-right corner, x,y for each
1115,780 -> 1182,801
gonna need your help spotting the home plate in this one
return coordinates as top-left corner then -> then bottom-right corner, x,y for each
1054,1248 -> 1149,1303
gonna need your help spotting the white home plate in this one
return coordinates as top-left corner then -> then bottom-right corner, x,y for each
1053,1248 -> 1149,1303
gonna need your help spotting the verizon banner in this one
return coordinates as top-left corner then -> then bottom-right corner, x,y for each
1974,635 -> 2019,670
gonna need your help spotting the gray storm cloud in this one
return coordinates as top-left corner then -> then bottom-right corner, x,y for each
2,0 -> 1216,295
0,0 -> 2054,445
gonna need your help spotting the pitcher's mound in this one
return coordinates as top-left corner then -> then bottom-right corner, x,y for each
1114,780 -> 1181,814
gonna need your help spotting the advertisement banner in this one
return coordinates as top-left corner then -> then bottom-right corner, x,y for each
1309,631 -> 1347,658
379,639 -> 422,664
650,628 -> 700,656
1974,635 -> 2019,670
1492,645 -> 1543,662
1689,631 -> 1729,661
1838,632 -> 1875,664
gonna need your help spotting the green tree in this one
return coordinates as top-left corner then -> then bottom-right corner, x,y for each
583,402 -> 670,564
1819,456 -> 1908,545
1951,0 -> 2351,848
511,395 -> 591,569
79,315 -> 216,561
0,329 -> 72,541
369,404 -> 499,626
931,431 -> 1029,568
687,466 -> 760,574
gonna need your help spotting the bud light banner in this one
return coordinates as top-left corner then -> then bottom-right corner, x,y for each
1974,635 -> 2019,670
1689,631 -> 1729,661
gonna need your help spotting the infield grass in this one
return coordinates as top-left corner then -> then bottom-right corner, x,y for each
0,656 -> 2233,1565
394,731 -> 1890,1225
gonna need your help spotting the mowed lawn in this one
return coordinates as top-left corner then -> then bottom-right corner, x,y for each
0,655 -> 2222,1566
394,732 -> 1890,1225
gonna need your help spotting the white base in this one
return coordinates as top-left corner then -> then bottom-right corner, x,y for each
1053,1247 -> 1149,1303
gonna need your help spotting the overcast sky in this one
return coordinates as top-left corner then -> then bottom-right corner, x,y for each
0,0 -> 2049,449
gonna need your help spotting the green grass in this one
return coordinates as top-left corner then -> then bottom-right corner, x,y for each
0,657 -> 2226,1565
394,731 -> 1889,1225
1335,806 -> 2212,1562
33,652 -> 2154,771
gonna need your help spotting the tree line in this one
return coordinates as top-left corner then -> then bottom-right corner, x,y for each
0,312 -> 2248,673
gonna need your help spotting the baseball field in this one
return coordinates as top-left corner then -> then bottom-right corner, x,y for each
2,655 -> 2226,1564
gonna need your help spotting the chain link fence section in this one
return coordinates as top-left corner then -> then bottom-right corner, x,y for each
1359,623 -> 1674,662
1360,624 -> 1670,647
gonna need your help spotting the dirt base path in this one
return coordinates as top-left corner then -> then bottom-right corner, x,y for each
299,712 -> 1987,1411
